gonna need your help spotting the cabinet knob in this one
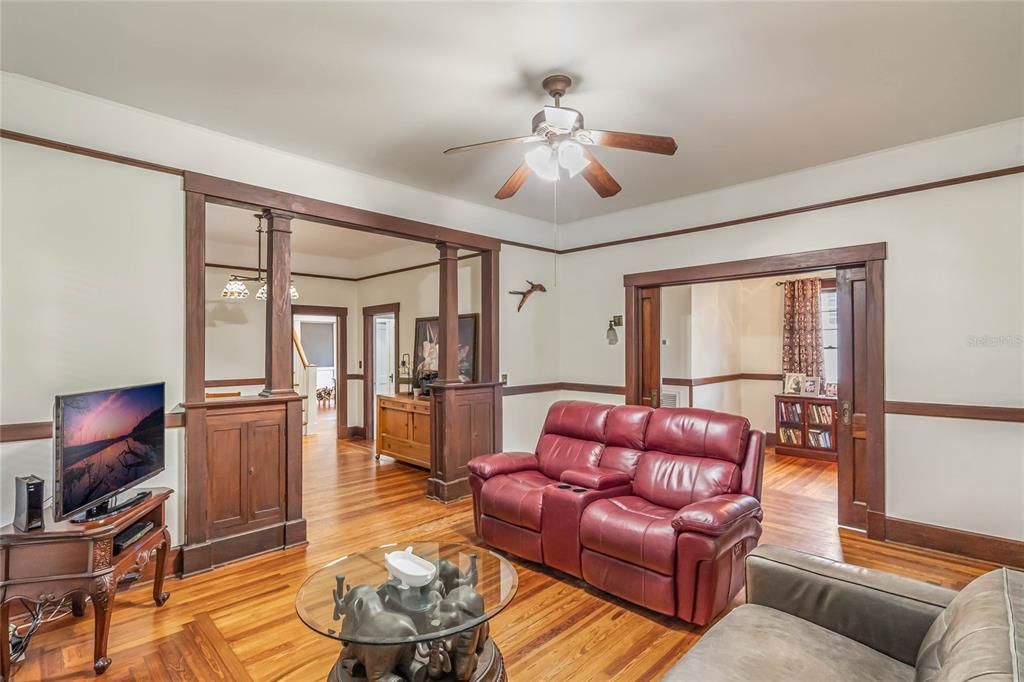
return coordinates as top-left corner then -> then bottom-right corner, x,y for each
249,466 -> 255,476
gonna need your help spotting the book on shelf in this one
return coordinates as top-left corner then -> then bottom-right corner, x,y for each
807,428 -> 833,449
808,403 -> 834,425
777,426 -> 803,445
777,402 -> 803,423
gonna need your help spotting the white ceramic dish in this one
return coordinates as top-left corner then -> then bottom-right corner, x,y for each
384,546 -> 437,588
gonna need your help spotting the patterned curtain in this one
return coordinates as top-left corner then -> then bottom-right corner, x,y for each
782,278 -> 824,377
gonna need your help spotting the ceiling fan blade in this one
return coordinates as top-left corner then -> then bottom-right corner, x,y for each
580,129 -> 678,156
580,150 -> 622,198
443,135 -> 543,155
495,163 -> 531,200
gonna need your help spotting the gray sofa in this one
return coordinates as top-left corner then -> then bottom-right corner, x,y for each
664,544 -> 1022,681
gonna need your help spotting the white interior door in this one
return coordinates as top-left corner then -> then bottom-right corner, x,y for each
374,315 -> 395,397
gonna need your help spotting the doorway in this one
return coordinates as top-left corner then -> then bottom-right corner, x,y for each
625,244 -> 886,538
362,303 -> 401,440
291,304 -> 348,439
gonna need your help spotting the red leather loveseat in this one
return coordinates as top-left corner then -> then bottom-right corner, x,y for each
468,400 -> 765,625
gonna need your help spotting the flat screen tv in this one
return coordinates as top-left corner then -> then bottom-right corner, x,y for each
54,382 -> 165,521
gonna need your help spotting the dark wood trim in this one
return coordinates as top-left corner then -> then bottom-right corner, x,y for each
664,373 -> 784,387
362,302 -> 401,440
885,516 -> 1024,570
205,262 -> 357,282
562,382 -> 626,395
347,374 -> 365,381
184,172 -> 502,252
8,129 -> 1022,259
564,167 -> 1024,255
0,129 -> 184,176
0,413 -> 186,443
0,422 -> 54,442
480,250 -> 500,384
180,394 -> 304,409
623,243 -> 888,538
293,304 -> 349,440
204,377 -> 265,388
624,243 -> 887,288
205,253 -> 482,285
260,210 -> 296,396
502,382 -> 563,396
624,285 -> 641,405
885,401 -> 1024,423
436,244 -> 461,383
185,192 -> 206,403
864,259 -> 886,539
292,304 -> 348,318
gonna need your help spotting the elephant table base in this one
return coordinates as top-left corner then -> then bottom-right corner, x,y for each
327,636 -> 506,682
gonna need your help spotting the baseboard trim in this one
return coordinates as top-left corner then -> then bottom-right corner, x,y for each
426,476 -> 471,502
885,516 -> 1024,569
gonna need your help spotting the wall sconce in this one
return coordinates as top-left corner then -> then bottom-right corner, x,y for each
606,315 -> 623,345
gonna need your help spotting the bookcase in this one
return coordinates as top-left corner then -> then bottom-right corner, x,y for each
774,393 -> 838,461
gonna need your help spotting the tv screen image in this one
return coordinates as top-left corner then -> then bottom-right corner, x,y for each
55,382 -> 165,520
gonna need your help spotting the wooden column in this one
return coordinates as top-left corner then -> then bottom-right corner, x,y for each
436,243 -> 460,383
261,209 -> 296,396
480,250 -> 500,384
184,192 -> 206,403
182,191 -> 211,574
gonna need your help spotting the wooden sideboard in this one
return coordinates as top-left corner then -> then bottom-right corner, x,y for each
0,488 -> 172,679
376,394 -> 431,469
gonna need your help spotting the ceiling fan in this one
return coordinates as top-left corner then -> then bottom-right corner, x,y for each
443,74 -> 677,200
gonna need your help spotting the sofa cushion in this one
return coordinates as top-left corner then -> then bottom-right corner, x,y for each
479,469 -> 554,532
579,496 -> 677,575
599,405 -> 653,477
633,451 -> 741,510
662,604 -> 915,681
534,401 -> 611,480
646,408 -> 750,464
916,567 -> 1023,682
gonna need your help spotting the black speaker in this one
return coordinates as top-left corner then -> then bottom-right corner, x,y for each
13,475 -> 44,532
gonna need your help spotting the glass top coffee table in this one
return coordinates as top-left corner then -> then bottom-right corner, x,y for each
296,541 -> 518,682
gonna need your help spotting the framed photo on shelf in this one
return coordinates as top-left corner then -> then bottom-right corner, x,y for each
802,376 -> 821,396
782,373 -> 805,395
824,381 -> 838,398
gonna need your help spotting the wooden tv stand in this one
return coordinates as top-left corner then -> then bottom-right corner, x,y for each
0,487 -> 172,678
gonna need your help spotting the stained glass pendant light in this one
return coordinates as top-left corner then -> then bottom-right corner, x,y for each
221,213 -> 299,301
221,277 -> 250,300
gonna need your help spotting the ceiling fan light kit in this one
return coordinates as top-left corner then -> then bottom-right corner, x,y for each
443,73 -> 678,200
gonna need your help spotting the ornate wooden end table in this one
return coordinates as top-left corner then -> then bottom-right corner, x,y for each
296,542 -> 518,682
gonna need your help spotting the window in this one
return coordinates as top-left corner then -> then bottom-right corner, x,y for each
820,288 -> 838,383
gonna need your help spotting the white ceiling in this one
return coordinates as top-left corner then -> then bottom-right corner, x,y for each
2,2 -> 1021,224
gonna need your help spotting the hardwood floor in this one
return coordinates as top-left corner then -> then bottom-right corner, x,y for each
14,418 -> 996,681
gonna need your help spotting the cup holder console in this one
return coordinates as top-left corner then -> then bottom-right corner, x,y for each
557,484 -> 572,489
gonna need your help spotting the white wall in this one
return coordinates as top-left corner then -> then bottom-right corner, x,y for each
0,140 -> 187,542
1,73 -> 557,250
3,73 -> 1020,544
557,172 -> 1023,541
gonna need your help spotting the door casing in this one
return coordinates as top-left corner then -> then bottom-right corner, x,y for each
623,243 -> 887,539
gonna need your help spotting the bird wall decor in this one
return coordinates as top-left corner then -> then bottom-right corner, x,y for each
509,281 -> 547,312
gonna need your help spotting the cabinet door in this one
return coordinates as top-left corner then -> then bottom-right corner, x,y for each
247,416 -> 286,523
206,414 -> 249,537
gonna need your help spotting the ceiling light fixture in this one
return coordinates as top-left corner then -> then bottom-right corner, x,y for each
524,145 -> 560,181
220,213 -> 299,301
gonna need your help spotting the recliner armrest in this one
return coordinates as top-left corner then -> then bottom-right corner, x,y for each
671,494 -> 763,535
467,452 -> 539,479
560,466 -> 632,490
745,545 -> 956,666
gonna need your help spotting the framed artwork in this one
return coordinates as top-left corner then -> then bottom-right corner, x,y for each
824,382 -> 838,398
802,377 -> 821,396
782,373 -> 805,395
413,313 -> 479,383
